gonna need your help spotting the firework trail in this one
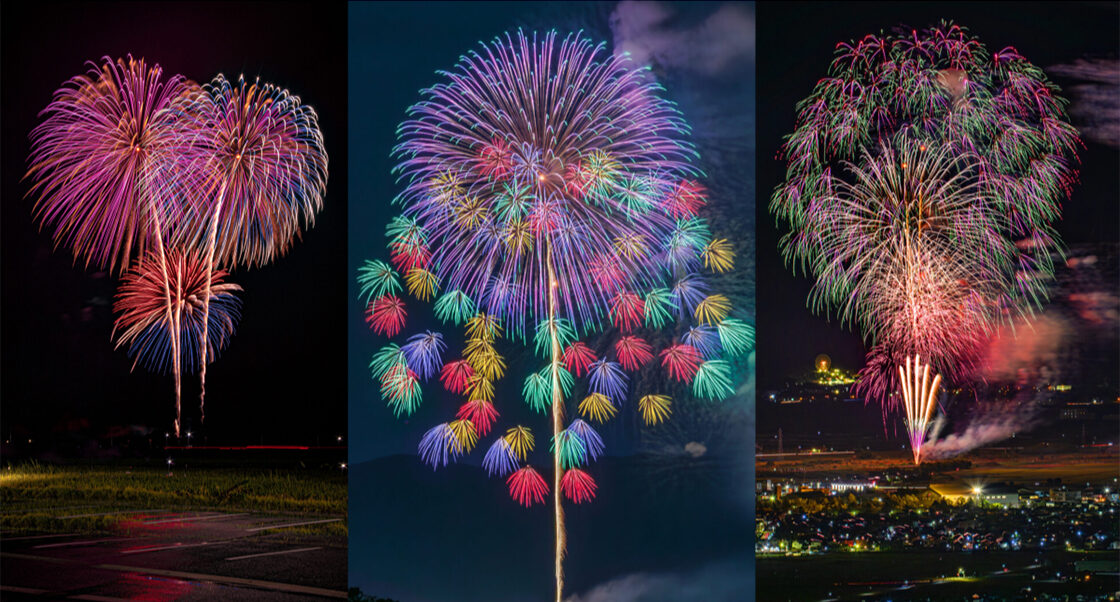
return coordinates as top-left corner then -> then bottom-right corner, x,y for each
770,22 -> 1080,462
359,30 -> 750,600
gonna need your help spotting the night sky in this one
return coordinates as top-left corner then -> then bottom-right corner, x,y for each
1,2 -> 349,446
756,1 -> 1120,393
348,2 -> 754,600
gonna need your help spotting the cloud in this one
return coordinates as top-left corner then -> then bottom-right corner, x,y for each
684,441 -> 707,458
610,1 -> 754,77
566,556 -> 751,602
1048,58 -> 1120,148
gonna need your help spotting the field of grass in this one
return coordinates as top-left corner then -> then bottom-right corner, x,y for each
0,462 -> 347,536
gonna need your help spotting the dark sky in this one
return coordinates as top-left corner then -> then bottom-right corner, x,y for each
1,2 -> 348,445
756,1 -> 1120,392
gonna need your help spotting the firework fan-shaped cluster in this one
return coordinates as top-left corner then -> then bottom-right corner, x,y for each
357,29 -> 752,600
770,22 -> 1080,409
26,55 -> 327,435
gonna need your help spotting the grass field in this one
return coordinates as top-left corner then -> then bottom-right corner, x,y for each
0,462 -> 347,536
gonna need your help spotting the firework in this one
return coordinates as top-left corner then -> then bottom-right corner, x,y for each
578,393 -> 618,423
27,56 -> 200,435
716,318 -> 754,357
505,426 -> 535,460
173,73 -> 328,419
552,429 -> 587,469
899,355 -> 942,464
614,336 -> 654,371
693,360 -> 735,401
27,56 -> 196,273
363,29 -> 748,601
401,331 -> 446,380
560,468 -> 597,503
381,364 -> 421,416
457,399 -> 498,437
434,290 -> 477,325
637,394 -> 673,426
771,22 -> 1079,461
419,423 -> 462,469
113,250 -> 242,431
562,342 -> 597,377
27,56 -> 329,437
660,344 -> 703,383
681,326 -> 722,360
366,296 -> 407,337
508,466 -> 549,507
440,359 -> 476,394
483,437 -> 519,477
358,259 -> 402,303
566,419 -> 604,460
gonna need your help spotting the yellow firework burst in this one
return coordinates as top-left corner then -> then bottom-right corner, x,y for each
503,219 -> 534,254
474,347 -> 506,380
637,394 -> 672,426
465,373 -> 495,401
448,419 -> 478,453
430,170 -> 464,206
578,393 -> 618,423
613,232 -> 648,260
405,267 -> 439,301
455,195 -> 487,230
702,238 -> 735,273
695,293 -> 731,325
504,425 -> 534,460
465,313 -> 502,342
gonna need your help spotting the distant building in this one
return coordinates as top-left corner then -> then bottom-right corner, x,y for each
1050,489 -> 1082,503
977,490 -> 1020,508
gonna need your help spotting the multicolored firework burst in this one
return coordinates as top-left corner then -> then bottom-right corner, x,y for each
169,73 -> 328,418
113,250 -> 243,433
26,56 -> 327,436
359,30 -> 749,601
770,22 -> 1080,463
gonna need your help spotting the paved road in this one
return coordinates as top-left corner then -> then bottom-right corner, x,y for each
1,510 -> 346,600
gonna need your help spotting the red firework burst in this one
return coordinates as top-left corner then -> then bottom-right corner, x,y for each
660,343 -> 703,383
366,295 -> 407,337
560,468 -> 597,503
562,342 -> 597,377
614,336 -> 653,371
507,466 -> 548,507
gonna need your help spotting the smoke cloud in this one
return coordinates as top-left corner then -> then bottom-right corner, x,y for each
922,402 -> 1042,460
609,1 -> 754,77
565,556 -> 751,602
1047,58 -> 1120,148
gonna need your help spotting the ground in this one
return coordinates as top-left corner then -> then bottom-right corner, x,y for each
1,464 -> 347,600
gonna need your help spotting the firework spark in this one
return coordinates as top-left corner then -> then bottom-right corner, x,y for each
771,22 -> 1079,461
